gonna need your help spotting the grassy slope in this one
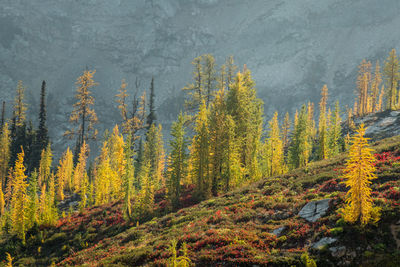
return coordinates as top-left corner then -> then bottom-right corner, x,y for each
2,136 -> 400,266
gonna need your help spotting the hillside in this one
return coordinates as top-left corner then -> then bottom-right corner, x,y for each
2,134 -> 399,266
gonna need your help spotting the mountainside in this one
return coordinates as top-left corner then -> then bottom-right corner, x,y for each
1,124 -> 399,266
1,0 -> 400,156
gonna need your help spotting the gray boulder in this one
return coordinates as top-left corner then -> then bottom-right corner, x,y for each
271,226 -> 286,237
299,199 -> 331,222
312,237 -> 337,250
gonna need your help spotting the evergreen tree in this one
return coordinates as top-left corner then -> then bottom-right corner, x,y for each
288,105 -> 312,169
328,101 -> 342,157
341,124 -> 379,225
281,112 -> 291,148
10,148 -> 28,241
65,70 -> 98,157
26,170 -> 39,229
0,123 -> 10,190
31,80 -> 49,171
167,113 -> 188,209
122,134 -> 135,220
264,111 -> 285,177
146,77 -> 157,130
1,101 -> 5,130
133,162 -> 153,220
134,138 -> 144,189
383,49 -> 400,110
144,124 -> 165,190
10,82 -> 29,169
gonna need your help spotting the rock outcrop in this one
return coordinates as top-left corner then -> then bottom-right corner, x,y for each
298,198 -> 331,223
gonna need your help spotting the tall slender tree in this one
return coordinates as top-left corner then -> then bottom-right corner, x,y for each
318,85 -> 329,159
226,71 -> 263,181
328,101 -> 342,157
146,77 -> 157,130
1,101 -> 5,130
383,49 -> 400,110
122,134 -> 135,220
65,70 -> 98,157
144,124 -> 165,190
10,148 -> 28,241
189,101 -> 211,200
167,113 -> 188,209
264,111 -> 285,177
32,80 -> 49,171
289,105 -> 312,169
183,56 -> 204,113
0,123 -> 10,190
281,112 -> 291,148
371,61 -> 382,112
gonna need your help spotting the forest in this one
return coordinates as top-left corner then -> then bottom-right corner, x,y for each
0,48 -> 400,266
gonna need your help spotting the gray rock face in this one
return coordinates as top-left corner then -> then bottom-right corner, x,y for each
1,0 -> 400,157
299,198 -> 331,222
312,237 -> 337,250
353,110 -> 400,140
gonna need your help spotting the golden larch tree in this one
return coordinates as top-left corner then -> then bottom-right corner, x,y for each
10,148 -> 28,241
13,81 -> 27,127
56,147 -> 74,200
383,49 -> 400,110
65,69 -> 98,151
341,124 -> 379,225
264,111 -> 285,176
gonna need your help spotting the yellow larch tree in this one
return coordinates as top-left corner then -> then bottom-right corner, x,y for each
10,148 -> 28,241
341,124 -> 379,225
0,184 -> 4,216
318,85 -> 329,160
73,141 -> 89,193
38,143 -> 52,187
55,148 -> 74,201
371,60 -> 382,112
14,81 -> 27,127
356,60 -> 372,116
94,141 -> 113,205
264,111 -> 285,177
383,49 -> 400,110
65,69 -> 98,155
108,125 -> 125,200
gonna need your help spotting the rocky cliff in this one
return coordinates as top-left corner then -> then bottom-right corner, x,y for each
1,0 -> 400,155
